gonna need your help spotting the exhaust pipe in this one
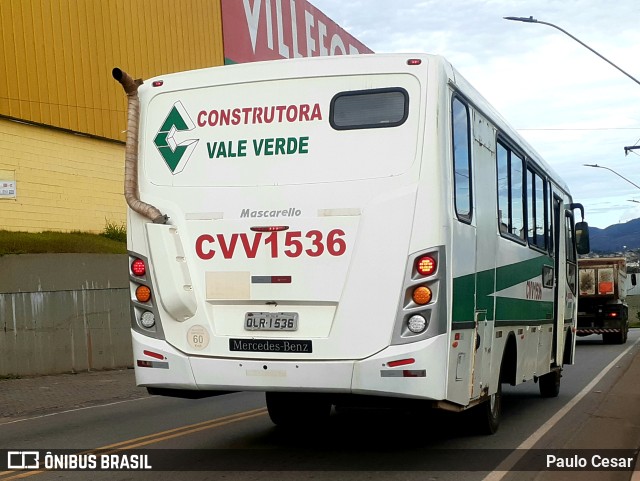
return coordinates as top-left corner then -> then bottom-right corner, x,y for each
112,68 -> 167,224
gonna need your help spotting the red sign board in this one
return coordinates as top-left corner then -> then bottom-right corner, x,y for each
221,0 -> 373,64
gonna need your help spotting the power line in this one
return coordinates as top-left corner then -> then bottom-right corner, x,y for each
518,127 -> 640,131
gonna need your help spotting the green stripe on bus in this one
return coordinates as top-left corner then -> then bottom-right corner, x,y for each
495,297 -> 553,322
453,255 -> 554,324
452,272 -> 475,323
476,268 -> 496,318
495,256 -> 553,291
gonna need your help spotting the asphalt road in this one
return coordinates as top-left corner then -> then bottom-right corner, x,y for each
1,330 -> 638,481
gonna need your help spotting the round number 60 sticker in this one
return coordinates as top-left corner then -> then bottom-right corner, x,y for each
187,325 -> 210,350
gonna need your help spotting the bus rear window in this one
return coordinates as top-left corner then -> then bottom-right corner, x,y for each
330,88 -> 408,130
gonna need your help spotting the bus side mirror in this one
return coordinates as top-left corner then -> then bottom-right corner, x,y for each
632,273 -> 637,287
575,221 -> 590,255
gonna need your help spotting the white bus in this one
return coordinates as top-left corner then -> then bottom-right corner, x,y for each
114,53 -> 590,434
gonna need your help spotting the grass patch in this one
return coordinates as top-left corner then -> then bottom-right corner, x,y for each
101,220 -> 127,243
0,229 -> 126,255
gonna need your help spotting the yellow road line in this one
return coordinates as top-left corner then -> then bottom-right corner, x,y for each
113,409 -> 267,449
100,407 -> 267,450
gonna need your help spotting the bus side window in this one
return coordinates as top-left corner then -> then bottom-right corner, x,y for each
526,167 -> 548,251
452,97 -> 472,222
496,140 -> 525,241
497,144 -> 509,233
511,153 -> 525,240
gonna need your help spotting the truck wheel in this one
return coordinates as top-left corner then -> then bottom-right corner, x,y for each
539,369 -> 561,398
613,328 -> 628,345
265,392 -> 331,427
603,331 -> 627,344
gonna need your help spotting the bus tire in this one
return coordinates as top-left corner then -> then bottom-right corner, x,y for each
265,392 -> 331,427
539,369 -> 561,398
471,381 -> 502,435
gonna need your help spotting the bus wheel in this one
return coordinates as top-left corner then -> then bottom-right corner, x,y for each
538,369 -> 561,398
471,382 -> 502,435
265,392 -> 331,427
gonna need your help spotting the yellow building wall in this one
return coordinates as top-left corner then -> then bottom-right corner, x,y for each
0,0 -> 225,142
0,0 -> 226,233
0,117 -> 126,233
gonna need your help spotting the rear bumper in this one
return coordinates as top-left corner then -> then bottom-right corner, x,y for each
576,316 -> 628,335
132,330 -> 447,400
576,327 -> 626,335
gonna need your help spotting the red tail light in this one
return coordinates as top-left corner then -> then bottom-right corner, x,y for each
131,258 -> 146,277
416,255 -> 437,276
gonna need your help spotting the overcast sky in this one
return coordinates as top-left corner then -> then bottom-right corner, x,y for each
312,0 -> 640,229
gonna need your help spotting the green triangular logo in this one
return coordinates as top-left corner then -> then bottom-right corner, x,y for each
159,105 -> 190,132
154,101 -> 198,174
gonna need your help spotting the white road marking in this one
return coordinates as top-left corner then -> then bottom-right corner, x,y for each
483,335 -> 640,481
0,396 -> 153,426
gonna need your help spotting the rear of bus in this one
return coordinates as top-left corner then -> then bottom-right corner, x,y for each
128,55 -> 451,413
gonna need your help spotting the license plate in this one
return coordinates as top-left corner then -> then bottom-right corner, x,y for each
244,312 -> 298,331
